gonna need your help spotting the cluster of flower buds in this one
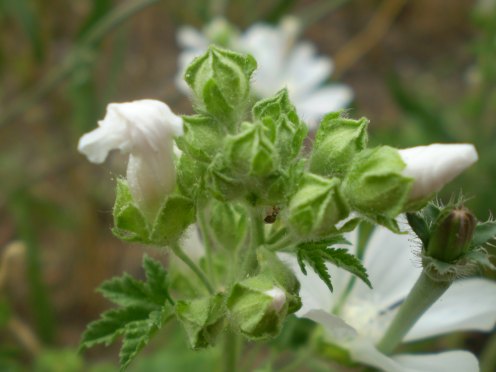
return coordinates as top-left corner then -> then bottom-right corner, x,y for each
78,45 -> 481,348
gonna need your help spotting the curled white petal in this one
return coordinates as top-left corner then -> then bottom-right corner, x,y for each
264,287 -> 286,312
78,99 -> 183,220
398,143 -> 478,200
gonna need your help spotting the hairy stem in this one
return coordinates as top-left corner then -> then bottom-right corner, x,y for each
222,330 -> 240,372
377,271 -> 450,354
171,243 -> 215,295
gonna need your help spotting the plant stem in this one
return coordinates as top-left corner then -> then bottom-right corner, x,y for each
480,331 -> 496,372
377,271 -> 451,354
222,330 -> 240,372
0,0 -> 159,128
196,206 -> 218,287
171,243 -> 215,295
241,206 -> 264,277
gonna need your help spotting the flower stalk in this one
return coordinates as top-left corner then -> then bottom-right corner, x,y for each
377,270 -> 451,354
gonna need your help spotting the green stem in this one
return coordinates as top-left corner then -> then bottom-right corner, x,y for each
196,206 -> 218,287
481,331 -> 496,372
377,271 -> 451,354
0,0 -> 159,128
222,330 -> 240,372
171,243 -> 215,295
241,206 -> 264,277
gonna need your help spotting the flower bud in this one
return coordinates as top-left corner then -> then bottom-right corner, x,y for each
252,89 -> 308,164
342,146 -> 413,217
398,143 -> 478,202
78,100 -> 183,221
184,45 -> 256,124
287,173 -> 350,237
426,206 -> 477,262
175,293 -> 226,349
309,112 -> 368,177
227,275 -> 289,340
224,122 -> 279,177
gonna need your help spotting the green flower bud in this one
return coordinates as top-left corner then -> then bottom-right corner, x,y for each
207,199 -> 248,252
176,153 -> 207,200
175,293 -> 226,349
227,275 -> 289,340
426,206 -> 477,262
225,122 -> 279,177
205,154 -> 246,201
252,89 -> 308,164
342,146 -> 413,217
176,115 -> 225,162
287,173 -> 350,238
185,46 -> 256,124
309,112 -> 368,177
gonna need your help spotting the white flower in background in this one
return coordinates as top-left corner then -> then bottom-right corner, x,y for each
399,143 -> 478,201
78,99 -> 183,221
176,17 -> 353,129
280,224 -> 496,372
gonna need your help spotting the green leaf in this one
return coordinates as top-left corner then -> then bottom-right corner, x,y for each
112,179 -> 151,244
150,195 -> 195,245
471,220 -> 496,247
296,240 -> 371,291
80,257 -> 174,370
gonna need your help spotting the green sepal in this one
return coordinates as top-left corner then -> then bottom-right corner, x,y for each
225,121 -> 279,177
471,220 -> 496,247
310,112 -> 368,177
206,199 -> 248,252
176,153 -> 207,200
176,115 -> 225,162
287,173 -> 350,238
342,146 -> 413,218
227,274 -> 289,340
257,247 -> 302,314
184,45 -> 256,124
252,89 -> 308,164
206,154 -> 246,201
150,194 -> 196,246
175,293 -> 226,349
112,178 -> 151,244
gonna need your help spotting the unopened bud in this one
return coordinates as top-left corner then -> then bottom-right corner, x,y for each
426,206 -> 477,262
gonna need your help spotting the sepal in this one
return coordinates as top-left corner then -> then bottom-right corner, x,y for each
287,173 -> 349,238
310,112 -> 368,177
185,46 -> 256,124
175,293 -> 226,349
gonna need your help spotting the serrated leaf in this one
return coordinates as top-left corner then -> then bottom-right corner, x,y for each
296,240 -> 372,292
297,247 -> 333,291
471,220 -> 496,247
119,309 -> 169,370
143,255 -> 174,306
80,258 -> 174,370
80,306 -> 151,351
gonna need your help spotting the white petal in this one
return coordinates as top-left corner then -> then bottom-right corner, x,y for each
392,350 -> 479,372
346,338 -> 403,371
405,277 -> 496,342
294,85 -> 353,130
349,223 -> 422,311
265,287 -> 286,312
180,224 -> 205,262
285,42 -> 332,98
305,309 -> 357,341
398,143 -> 478,200
177,26 -> 208,49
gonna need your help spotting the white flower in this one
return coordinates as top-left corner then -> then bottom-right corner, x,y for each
265,287 -> 287,312
176,17 -> 352,130
78,99 -> 183,220
280,224 -> 496,372
399,143 -> 478,201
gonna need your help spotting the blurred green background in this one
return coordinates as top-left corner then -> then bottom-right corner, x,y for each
0,0 -> 495,370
